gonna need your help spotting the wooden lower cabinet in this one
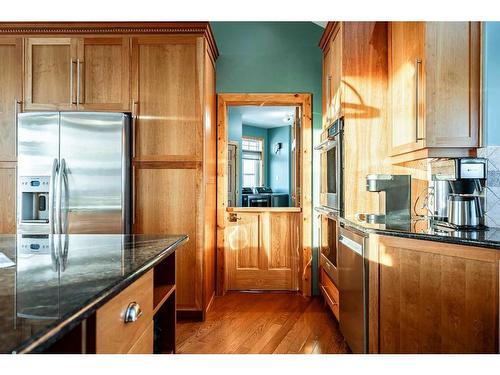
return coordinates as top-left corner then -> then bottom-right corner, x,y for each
319,267 -> 340,321
0,164 -> 17,234
368,235 -> 499,353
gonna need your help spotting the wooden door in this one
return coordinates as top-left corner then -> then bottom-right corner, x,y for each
373,235 -> 499,353
389,22 -> 425,155
77,37 -> 131,111
225,212 -> 299,290
227,143 -> 238,207
0,38 -> 22,162
0,163 -> 17,234
424,22 -> 480,148
322,41 -> 332,129
131,36 -> 202,162
133,166 -> 203,311
330,28 -> 342,122
24,38 -> 78,110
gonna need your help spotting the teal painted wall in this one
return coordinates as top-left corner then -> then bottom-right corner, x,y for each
242,125 -> 269,187
212,22 -> 323,294
268,126 -> 292,197
484,22 -> 500,146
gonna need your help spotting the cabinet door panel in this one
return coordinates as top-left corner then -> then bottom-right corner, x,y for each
330,29 -> 342,122
25,38 -> 77,110
79,37 -> 130,110
389,22 -> 425,154
425,22 -> 479,147
377,237 -> 498,353
0,38 -> 22,162
133,166 -> 202,310
132,37 -> 202,161
0,165 -> 17,234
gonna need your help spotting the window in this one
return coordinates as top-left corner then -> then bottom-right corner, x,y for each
242,137 -> 263,187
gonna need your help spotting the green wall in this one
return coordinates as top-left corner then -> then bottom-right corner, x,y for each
212,22 -> 323,294
268,126 -> 292,197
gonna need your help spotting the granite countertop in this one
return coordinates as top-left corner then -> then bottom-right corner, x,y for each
0,233 -> 188,354
315,207 -> 500,249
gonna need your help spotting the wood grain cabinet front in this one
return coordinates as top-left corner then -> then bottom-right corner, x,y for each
319,267 -> 340,321
389,22 -> 480,162
368,235 -> 499,354
96,270 -> 153,354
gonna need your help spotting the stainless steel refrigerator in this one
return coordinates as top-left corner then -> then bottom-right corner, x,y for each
17,112 -> 131,235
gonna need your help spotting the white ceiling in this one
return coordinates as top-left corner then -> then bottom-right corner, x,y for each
233,106 -> 296,129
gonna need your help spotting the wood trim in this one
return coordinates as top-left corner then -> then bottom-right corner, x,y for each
0,22 -> 219,59
132,160 -> 202,169
227,207 -> 302,213
216,93 -> 313,297
390,147 -> 476,164
319,22 -> 339,51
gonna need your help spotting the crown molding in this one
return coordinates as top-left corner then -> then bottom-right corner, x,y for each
0,21 -> 219,58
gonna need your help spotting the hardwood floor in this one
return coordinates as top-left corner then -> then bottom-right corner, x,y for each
176,292 -> 351,354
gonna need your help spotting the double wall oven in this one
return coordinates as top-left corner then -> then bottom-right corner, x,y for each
315,117 -> 343,215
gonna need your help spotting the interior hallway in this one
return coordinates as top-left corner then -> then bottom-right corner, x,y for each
176,292 -> 351,354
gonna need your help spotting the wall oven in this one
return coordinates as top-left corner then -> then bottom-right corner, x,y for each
316,207 -> 339,286
315,118 -> 343,214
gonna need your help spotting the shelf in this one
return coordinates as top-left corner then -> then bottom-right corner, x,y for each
153,284 -> 175,315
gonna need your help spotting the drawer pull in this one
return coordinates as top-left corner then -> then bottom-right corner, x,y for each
124,302 -> 143,323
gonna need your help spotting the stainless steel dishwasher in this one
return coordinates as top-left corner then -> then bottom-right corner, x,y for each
338,223 -> 367,353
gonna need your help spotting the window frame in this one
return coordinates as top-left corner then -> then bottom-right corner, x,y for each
241,136 -> 264,187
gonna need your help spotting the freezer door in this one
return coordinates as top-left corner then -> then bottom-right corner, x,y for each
59,112 -> 129,234
17,112 -> 60,233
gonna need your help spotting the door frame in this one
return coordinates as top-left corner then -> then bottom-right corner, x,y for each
216,93 -> 313,296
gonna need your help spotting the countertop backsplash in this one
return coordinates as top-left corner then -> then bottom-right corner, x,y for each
478,146 -> 500,228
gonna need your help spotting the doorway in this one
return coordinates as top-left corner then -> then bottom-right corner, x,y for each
217,93 -> 313,295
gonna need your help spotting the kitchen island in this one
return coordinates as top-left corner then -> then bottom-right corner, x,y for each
0,234 -> 188,354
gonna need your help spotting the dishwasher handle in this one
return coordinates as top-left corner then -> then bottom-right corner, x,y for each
339,234 -> 363,256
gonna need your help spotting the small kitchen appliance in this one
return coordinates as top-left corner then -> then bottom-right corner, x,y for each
430,158 -> 487,229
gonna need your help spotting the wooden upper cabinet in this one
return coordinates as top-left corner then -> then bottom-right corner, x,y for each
389,22 -> 480,161
322,24 -> 342,129
77,37 -> 130,111
131,36 -> 202,161
24,38 -> 78,111
0,38 -> 22,162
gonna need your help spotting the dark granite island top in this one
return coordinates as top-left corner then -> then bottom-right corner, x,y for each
0,233 -> 188,354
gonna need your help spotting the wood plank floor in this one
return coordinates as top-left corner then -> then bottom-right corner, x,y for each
176,292 -> 351,354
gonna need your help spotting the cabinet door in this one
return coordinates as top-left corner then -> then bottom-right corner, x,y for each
78,37 -> 131,111
424,22 -> 480,148
24,38 -> 78,110
131,36 -> 202,161
0,38 -> 22,162
133,166 -> 202,311
330,28 -> 342,122
322,43 -> 332,129
0,164 -> 17,234
389,22 -> 425,155
376,236 -> 498,353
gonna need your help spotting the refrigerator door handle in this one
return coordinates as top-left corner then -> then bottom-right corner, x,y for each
62,159 -> 70,235
49,158 -> 59,234
55,158 -> 66,234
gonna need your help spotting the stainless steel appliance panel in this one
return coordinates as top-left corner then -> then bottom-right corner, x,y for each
17,113 -> 60,234
59,112 -> 129,234
338,226 -> 366,353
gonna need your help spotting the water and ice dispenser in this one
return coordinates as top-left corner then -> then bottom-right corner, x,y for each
19,176 -> 50,224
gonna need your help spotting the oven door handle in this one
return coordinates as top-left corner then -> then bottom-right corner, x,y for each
339,235 -> 363,256
314,138 -> 337,151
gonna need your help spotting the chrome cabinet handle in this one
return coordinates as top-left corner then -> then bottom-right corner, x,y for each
415,58 -> 424,142
70,59 -> 77,104
132,101 -> 138,159
77,59 -> 84,104
76,59 -> 81,105
14,100 -> 21,157
124,302 -> 142,323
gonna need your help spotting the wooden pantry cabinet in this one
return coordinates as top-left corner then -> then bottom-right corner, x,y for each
0,23 -> 218,318
389,22 -> 481,162
131,32 -> 218,319
368,234 -> 499,353
24,36 -> 130,111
